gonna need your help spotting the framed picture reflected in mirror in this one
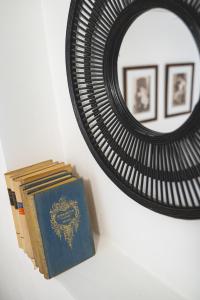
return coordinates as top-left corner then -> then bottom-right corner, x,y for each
165,63 -> 195,118
123,65 -> 158,123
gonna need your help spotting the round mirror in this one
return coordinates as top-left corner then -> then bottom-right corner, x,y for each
67,0 -> 200,218
118,8 -> 200,133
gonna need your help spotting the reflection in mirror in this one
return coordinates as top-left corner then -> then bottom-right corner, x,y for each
118,9 -> 200,133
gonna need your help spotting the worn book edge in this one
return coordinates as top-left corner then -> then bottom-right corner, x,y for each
12,163 -> 72,256
23,194 -> 45,273
4,160 -> 53,176
29,195 -> 48,277
4,160 -> 56,251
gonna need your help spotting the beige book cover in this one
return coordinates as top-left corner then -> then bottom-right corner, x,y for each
5,160 -> 53,176
4,160 -> 54,249
10,163 -> 63,253
13,163 -> 72,259
7,161 -> 57,250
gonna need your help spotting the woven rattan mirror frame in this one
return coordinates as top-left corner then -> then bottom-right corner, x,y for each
66,0 -> 200,219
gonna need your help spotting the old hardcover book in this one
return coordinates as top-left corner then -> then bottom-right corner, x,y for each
20,172 -> 73,267
4,160 -> 54,248
23,178 -> 95,278
9,161 -> 59,252
13,163 -> 72,260
21,170 -> 72,191
23,175 -> 75,270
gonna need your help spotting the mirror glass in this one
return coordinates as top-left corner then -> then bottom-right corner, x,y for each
118,9 -> 200,133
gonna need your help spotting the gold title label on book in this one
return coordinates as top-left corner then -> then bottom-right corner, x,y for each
50,197 -> 80,249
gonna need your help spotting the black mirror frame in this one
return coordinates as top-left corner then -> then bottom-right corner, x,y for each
66,0 -> 200,219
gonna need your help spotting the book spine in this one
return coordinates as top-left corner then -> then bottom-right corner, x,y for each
20,186 -> 36,264
4,160 -> 56,252
11,187 -> 25,250
7,188 -> 23,248
13,164 -> 72,260
24,195 -> 48,277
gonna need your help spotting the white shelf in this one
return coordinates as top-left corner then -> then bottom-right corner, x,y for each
0,162 -> 185,300
56,236 -> 185,300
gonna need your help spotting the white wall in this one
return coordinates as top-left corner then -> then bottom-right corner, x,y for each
0,138 -> 74,300
0,1 -> 200,300
0,0 -> 65,170
118,9 -> 200,132
0,1 -> 71,300
41,2 -> 200,300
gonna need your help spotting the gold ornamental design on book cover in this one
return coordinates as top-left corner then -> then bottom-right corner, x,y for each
50,197 -> 80,249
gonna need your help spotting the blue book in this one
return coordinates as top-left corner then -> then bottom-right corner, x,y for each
24,178 -> 95,278
22,170 -> 72,190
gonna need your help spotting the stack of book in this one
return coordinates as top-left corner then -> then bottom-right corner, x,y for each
5,160 -> 95,279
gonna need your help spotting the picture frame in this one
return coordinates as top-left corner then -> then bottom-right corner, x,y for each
123,65 -> 158,123
165,63 -> 195,118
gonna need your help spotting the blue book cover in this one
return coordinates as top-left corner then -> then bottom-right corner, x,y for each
33,178 -> 95,278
